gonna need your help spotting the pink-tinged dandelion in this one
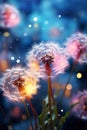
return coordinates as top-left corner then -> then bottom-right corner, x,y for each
65,33 -> 87,63
71,91 -> 87,120
26,42 -> 69,123
26,42 -> 69,79
53,54 -> 69,76
60,33 -> 87,105
0,4 -> 20,28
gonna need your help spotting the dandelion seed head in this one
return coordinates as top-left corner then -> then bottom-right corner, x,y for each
26,42 -> 69,79
0,67 -> 39,102
65,33 -> 87,63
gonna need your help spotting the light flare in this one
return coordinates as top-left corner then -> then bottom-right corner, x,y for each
21,77 -> 39,99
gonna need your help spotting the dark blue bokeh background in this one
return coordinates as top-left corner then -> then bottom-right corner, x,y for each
0,0 -> 87,130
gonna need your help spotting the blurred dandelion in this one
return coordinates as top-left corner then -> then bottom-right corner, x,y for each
0,4 -> 21,72
71,91 -> 87,120
0,4 -> 20,28
60,33 -> 87,106
65,33 -> 87,63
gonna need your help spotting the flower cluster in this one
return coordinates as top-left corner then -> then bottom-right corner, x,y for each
1,32 -> 87,103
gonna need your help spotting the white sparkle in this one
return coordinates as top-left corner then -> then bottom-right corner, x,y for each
11,56 -> 15,60
16,59 -> 20,63
58,15 -> 61,18
28,24 -> 32,28
33,17 -> 38,21
61,109 -> 64,112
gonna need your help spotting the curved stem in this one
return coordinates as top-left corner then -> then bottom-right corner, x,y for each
60,60 -> 77,108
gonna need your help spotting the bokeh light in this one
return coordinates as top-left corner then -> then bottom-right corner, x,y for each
76,72 -> 82,79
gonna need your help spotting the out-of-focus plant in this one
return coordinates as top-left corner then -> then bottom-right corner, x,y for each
60,32 -> 87,105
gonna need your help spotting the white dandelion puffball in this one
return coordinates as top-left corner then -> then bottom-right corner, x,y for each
0,67 -> 39,102
26,42 -> 69,79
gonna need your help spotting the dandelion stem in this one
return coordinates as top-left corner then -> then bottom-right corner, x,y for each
60,44 -> 85,107
27,98 -> 38,130
60,60 -> 77,107
47,76 -> 54,130
22,100 -> 34,130
46,69 -> 54,130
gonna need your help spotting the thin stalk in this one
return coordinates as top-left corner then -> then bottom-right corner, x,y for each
22,100 -> 34,130
60,60 -> 77,107
27,98 -> 38,130
47,76 -> 54,130
60,50 -> 83,106
48,76 -> 52,116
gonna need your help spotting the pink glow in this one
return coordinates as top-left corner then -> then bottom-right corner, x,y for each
53,53 -> 69,75
71,91 -> 87,120
0,4 -> 20,28
65,33 -> 87,63
66,40 -> 80,58
26,42 -> 69,79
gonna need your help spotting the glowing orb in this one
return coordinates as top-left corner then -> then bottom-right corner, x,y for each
76,72 -> 82,79
0,4 -> 20,28
3,32 -> 10,37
